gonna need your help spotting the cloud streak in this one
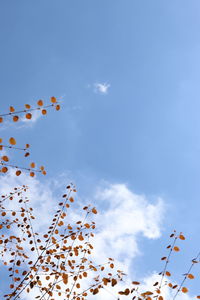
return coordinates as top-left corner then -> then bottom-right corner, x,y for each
94,82 -> 110,94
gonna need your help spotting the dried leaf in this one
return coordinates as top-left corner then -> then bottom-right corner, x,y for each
9,137 -> 16,145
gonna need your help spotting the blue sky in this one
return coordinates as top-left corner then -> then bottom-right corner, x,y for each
1,0 -> 200,298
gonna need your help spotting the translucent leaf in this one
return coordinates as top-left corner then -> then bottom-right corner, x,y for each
51,96 -> 57,103
2,155 -> 9,162
92,207 -> 97,214
69,197 -> 74,203
182,287 -> 188,293
13,115 -> 19,122
26,113 -> 32,119
2,167 -> 8,173
187,274 -> 194,279
30,162 -> 35,168
42,109 -> 47,115
10,106 -> 15,112
37,100 -> 43,106
173,246 -> 180,252
9,137 -> 16,145
179,234 -> 185,240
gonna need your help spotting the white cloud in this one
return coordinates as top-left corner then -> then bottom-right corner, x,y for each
5,174 -> 193,300
0,175 -> 195,300
92,183 -> 164,266
94,82 -> 110,94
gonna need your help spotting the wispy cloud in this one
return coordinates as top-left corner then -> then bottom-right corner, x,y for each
94,82 -> 110,94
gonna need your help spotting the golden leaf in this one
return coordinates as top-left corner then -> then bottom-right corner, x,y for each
187,274 -> 194,279
179,234 -> 185,240
69,197 -> 74,203
42,109 -> 47,115
2,167 -> 8,173
10,106 -> 15,112
2,155 -> 9,162
173,246 -> 180,252
30,162 -> 35,168
62,273 -> 68,284
92,207 -> 97,214
51,96 -> 57,103
132,281 -> 140,285
16,170 -> 21,176
182,287 -> 188,293
9,137 -> 16,145
0,117 -> 3,123
25,104 -> 31,109
37,100 -> 43,106
26,113 -> 32,119
13,115 -> 19,122
56,104 -> 60,111
30,172 -> 35,177
78,235 -> 84,241
111,278 -> 117,287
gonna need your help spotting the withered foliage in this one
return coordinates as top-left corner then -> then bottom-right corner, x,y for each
0,97 -> 60,177
0,99 -> 124,300
1,98 -> 200,300
0,185 -> 124,299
